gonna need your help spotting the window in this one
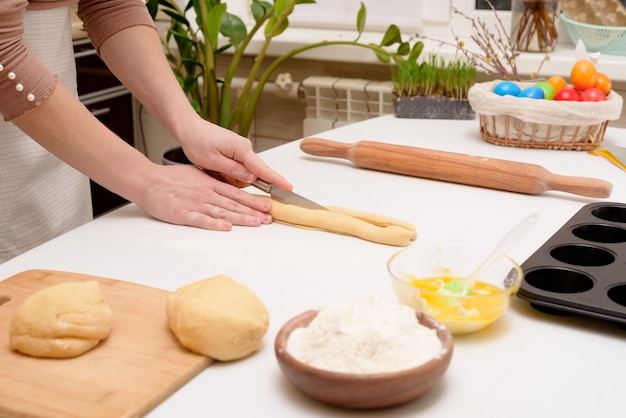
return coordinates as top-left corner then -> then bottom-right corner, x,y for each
288,0 -> 423,32
476,0 -> 511,10
287,1 -> 496,33
223,0 -> 514,38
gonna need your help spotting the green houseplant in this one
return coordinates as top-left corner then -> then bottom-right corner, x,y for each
146,0 -> 423,139
391,53 -> 477,119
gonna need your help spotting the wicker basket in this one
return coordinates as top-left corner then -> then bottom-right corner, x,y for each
468,81 -> 624,151
561,13 -> 626,56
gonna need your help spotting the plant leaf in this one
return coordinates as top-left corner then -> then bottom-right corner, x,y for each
221,12 -> 247,46
396,41 -> 410,56
215,44 -> 231,54
145,0 -> 159,19
264,15 -> 289,37
368,43 -> 391,63
251,0 -> 272,22
408,41 -> 424,62
162,9 -> 190,26
205,3 -> 227,49
183,0 -> 194,13
162,0 -> 179,8
274,0 -> 295,18
356,2 -> 366,35
381,24 -> 401,47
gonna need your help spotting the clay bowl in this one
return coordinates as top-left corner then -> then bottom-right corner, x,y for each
274,309 -> 453,409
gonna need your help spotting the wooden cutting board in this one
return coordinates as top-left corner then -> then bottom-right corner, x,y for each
0,270 -> 213,418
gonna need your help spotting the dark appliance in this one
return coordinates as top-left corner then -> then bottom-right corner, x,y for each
73,38 -> 134,217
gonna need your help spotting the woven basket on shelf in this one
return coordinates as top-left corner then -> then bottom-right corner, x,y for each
561,13 -> 626,56
468,81 -> 623,151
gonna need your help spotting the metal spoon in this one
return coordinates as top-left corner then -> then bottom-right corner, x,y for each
464,213 -> 540,288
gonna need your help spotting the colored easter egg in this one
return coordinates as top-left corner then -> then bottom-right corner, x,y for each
554,87 -> 581,101
518,87 -> 545,99
546,75 -> 567,93
534,81 -> 556,100
581,87 -> 607,102
493,81 -> 521,97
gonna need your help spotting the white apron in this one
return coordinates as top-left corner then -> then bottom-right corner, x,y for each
0,7 -> 92,264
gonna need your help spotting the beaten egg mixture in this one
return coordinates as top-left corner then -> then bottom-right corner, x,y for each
408,275 -> 508,333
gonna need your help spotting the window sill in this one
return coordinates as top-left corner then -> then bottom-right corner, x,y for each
246,27 -> 626,83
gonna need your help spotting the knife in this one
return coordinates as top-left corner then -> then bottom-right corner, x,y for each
252,179 -> 328,210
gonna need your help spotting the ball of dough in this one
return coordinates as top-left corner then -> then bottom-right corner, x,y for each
9,281 -> 113,358
167,275 -> 269,361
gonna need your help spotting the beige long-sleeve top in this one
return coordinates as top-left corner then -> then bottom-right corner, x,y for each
0,0 -> 156,121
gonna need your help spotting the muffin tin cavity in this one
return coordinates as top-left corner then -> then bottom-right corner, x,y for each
608,284 -> 626,308
550,244 -> 615,266
524,268 -> 595,294
591,206 -> 626,223
518,202 -> 626,324
572,224 -> 626,243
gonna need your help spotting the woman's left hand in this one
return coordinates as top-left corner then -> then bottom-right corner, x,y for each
137,162 -> 277,231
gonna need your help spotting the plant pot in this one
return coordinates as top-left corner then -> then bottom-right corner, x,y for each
393,95 -> 475,120
162,146 -> 191,165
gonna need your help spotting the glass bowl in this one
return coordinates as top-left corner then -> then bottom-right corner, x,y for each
387,245 -> 523,334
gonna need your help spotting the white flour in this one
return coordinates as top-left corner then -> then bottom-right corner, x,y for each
286,296 -> 445,374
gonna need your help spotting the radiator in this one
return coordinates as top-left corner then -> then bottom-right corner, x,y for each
301,76 -> 395,136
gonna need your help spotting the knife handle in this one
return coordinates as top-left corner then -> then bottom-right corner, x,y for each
251,179 -> 273,194
299,137 -> 612,198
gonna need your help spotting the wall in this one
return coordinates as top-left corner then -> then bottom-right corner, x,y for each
138,53 -> 626,157
136,52 -> 396,158
237,60 -> 626,153
140,2 -> 626,158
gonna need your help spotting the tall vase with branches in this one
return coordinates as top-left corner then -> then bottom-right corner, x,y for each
147,0 -> 423,138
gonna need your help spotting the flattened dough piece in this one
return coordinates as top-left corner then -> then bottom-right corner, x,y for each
167,275 -> 269,361
9,281 -> 113,358
264,197 -> 417,246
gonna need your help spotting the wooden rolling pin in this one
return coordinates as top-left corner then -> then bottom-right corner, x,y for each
300,138 -> 612,198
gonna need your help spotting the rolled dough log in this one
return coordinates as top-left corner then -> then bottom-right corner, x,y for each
166,275 -> 269,361
263,197 -> 417,246
9,281 -> 113,358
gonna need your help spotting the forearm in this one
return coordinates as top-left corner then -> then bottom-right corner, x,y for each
12,81 -> 153,204
97,25 -> 198,145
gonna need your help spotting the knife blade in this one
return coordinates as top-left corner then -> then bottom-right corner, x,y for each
252,179 -> 328,211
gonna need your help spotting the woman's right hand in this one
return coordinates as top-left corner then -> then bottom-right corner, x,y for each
177,116 -> 292,192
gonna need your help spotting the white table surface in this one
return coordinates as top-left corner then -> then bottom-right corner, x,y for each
2,116 -> 626,417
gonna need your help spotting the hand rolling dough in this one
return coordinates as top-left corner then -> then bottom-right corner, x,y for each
9,281 -> 113,358
166,275 -> 269,361
263,197 -> 417,246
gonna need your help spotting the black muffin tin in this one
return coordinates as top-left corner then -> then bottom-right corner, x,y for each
518,202 -> 626,324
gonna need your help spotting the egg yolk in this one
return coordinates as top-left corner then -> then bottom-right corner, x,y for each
408,275 -> 507,325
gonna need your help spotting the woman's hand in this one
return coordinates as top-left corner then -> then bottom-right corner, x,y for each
93,24 -> 294,230
178,117 -> 292,191
137,163 -> 276,231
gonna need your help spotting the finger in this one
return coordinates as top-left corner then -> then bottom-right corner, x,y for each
209,143 -> 292,191
207,182 -> 273,218
183,202 -> 272,230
